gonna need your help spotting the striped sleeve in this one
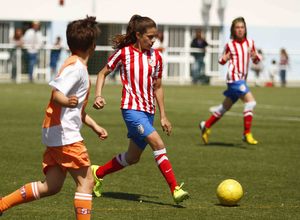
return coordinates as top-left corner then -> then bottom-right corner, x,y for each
251,40 -> 261,64
107,49 -> 122,71
156,51 -> 163,79
219,44 -> 230,65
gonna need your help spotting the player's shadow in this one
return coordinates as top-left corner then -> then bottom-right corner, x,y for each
101,192 -> 185,208
200,142 -> 248,149
215,203 -> 241,207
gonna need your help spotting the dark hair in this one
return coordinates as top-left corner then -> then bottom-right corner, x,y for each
13,28 -> 23,41
112,14 -> 156,49
280,48 -> 289,59
230,17 -> 247,39
67,16 -> 100,53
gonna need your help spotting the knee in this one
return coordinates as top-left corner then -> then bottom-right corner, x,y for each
244,101 -> 256,111
76,176 -> 95,194
150,139 -> 165,151
126,155 -> 140,165
42,182 -> 63,196
85,175 -> 96,191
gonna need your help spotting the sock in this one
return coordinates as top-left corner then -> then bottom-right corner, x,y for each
0,182 -> 40,213
153,149 -> 178,193
243,101 -> 256,135
74,192 -> 92,220
205,115 -> 221,128
96,153 -> 128,179
205,104 -> 226,128
244,111 -> 253,134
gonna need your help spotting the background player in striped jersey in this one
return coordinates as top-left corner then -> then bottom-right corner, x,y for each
0,16 -> 108,219
92,15 -> 189,204
200,17 -> 261,145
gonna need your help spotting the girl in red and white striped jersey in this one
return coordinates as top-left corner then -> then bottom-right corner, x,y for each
200,17 -> 261,145
92,15 -> 189,204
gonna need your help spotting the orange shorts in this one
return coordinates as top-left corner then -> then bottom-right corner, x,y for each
42,141 -> 91,174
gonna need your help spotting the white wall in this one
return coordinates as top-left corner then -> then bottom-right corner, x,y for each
1,0 -> 299,27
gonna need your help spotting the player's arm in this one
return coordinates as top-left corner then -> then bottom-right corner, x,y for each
250,43 -> 261,64
93,65 -> 111,109
52,89 -> 78,108
154,78 -> 172,136
219,44 -> 231,65
82,111 -> 108,140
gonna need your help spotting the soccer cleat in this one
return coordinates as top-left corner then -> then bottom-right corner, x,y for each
173,183 -> 189,204
199,121 -> 211,145
91,165 -> 103,197
243,133 -> 258,145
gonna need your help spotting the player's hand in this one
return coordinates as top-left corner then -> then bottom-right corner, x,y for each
68,95 -> 78,108
250,49 -> 258,60
161,117 -> 172,136
93,96 -> 106,109
94,125 -> 108,140
222,51 -> 231,62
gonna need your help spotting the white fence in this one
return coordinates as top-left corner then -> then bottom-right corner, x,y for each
1,43 -> 300,86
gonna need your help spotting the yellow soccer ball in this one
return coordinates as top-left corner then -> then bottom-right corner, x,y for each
216,179 -> 243,206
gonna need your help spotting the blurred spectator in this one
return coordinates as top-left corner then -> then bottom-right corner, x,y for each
250,49 -> 264,86
267,59 -> 278,87
9,28 -> 24,81
152,30 -> 165,52
279,48 -> 289,87
23,21 -> 44,82
50,36 -> 62,79
190,29 -> 209,84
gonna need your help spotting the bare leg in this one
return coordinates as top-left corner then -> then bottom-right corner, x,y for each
38,165 -> 66,197
69,166 -> 94,220
0,165 -> 66,214
125,139 -> 144,165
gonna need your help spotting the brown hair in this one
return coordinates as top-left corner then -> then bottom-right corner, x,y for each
230,17 -> 247,39
112,14 -> 156,49
280,48 -> 289,60
67,16 -> 100,53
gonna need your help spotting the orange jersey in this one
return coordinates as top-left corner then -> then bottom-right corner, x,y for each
42,56 -> 90,147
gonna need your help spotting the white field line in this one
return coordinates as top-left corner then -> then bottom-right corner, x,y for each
208,104 -> 300,122
225,111 -> 300,122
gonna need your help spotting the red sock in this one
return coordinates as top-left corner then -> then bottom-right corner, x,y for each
96,153 -> 128,179
244,111 -> 253,134
205,114 -> 221,128
154,149 -> 178,193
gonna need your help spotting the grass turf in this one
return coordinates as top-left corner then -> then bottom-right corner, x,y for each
0,83 -> 300,219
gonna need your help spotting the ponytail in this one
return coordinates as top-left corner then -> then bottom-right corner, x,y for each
112,14 -> 156,49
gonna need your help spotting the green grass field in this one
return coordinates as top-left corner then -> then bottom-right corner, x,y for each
0,83 -> 300,219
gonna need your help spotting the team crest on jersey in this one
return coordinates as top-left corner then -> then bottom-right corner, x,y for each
239,84 -> 246,92
148,58 -> 155,67
137,124 -> 145,135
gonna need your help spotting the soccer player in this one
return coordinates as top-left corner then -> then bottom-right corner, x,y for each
0,16 -> 107,219
199,17 -> 261,145
92,14 -> 189,204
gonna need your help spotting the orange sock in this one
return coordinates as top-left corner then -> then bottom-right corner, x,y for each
0,182 -> 40,213
74,192 -> 92,220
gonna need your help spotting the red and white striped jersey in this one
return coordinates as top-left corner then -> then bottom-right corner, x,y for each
219,38 -> 261,83
107,45 -> 163,114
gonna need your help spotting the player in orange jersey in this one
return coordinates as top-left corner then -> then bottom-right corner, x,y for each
0,16 -> 107,220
